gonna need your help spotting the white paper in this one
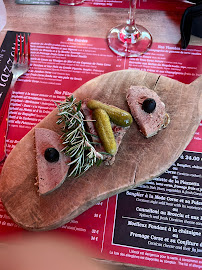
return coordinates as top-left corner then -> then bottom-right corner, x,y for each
0,0 -> 6,32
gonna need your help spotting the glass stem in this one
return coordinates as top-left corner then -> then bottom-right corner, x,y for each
127,0 -> 137,27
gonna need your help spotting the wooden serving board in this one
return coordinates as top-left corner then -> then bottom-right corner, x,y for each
0,70 -> 201,231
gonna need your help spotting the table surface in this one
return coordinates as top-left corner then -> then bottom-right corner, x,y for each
0,1 -> 201,270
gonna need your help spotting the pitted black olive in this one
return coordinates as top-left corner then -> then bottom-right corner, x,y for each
142,98 -> 156,113
44,148 -> 59,162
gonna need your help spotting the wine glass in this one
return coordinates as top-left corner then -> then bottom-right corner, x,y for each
107,0 -> 152,57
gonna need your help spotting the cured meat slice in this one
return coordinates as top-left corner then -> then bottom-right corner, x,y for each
126,86 -> 170,138
35,128 -> 71,195
81,101 -> 129,165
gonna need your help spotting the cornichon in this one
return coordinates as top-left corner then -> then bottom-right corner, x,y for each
93,108 -> 117,156
87,99 -> 133,127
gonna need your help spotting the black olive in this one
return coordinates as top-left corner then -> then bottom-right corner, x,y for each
44,148 -> 59,162
142,98 -> 156,113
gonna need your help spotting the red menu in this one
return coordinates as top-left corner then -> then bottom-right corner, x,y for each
0,31 -> 201,270
15,0 -> 193,11
84,0 -> 192,11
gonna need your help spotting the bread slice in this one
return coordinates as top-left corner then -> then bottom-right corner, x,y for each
126,86 -> 170,138
35,128 -> 71,195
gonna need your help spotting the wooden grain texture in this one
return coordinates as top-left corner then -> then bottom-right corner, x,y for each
0,70 -> 201,232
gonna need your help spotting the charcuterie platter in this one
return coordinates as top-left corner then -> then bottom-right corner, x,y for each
0,70 -> 201,231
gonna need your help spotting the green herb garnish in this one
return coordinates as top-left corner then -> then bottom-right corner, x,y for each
55,96 -> 103,177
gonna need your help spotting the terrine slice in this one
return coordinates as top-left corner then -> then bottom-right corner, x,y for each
126,86 -> 170,138
35,128 -> 71,195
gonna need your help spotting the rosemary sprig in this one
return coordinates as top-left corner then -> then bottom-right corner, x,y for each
55,96 -> 103,177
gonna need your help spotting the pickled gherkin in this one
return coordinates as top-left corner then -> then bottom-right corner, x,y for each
87,99 -> 133,127
93,108 -> 117,155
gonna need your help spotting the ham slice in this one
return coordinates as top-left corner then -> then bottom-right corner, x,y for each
126,86 -> 170,138
35,128 -> 71,195
81,101 -> 129,165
